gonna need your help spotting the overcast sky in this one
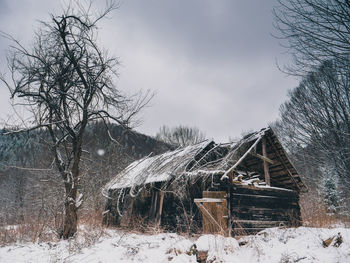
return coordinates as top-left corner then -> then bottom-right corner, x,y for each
0,0 -> 298,142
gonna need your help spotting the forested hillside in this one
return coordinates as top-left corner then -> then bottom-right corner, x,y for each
0,122 -> 171,233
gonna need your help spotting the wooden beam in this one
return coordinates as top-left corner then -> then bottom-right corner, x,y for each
221,136 -> 263,180
194,198 -> 224,203
249,152 -> 275,164
262,137 -> 271,186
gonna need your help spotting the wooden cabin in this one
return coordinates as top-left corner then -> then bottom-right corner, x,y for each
103,127 -> 307,236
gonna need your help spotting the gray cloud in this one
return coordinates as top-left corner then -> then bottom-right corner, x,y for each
0,0 -> 297,142
113,1 -> 280,62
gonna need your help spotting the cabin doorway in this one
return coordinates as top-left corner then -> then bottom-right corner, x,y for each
194,191 -> 228,235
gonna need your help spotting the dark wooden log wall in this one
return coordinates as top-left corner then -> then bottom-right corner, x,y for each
104,178 -> 303,236
230,185 -> 302,235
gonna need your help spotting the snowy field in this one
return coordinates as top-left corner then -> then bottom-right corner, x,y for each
1,226 -> 350,263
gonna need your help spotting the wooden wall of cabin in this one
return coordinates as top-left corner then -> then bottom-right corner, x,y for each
103,178 -> 303,236
160,178 -> 210,232
103,177 -> 213,231
103,188 -> 128,226
230,185 -> 302,235
103,186 -> 153,227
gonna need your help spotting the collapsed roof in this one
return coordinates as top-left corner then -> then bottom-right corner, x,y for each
103,127 -> 306,195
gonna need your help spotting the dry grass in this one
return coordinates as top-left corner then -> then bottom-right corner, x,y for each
299,192 -> 350,228
2,195 -> 350,248
0,215 -> 58,246
119,214 -> 168,235
0,210 -> 107,247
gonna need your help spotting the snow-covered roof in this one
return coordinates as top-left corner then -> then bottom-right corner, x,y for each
104,140 -> 213,191
103,127 -> 306,194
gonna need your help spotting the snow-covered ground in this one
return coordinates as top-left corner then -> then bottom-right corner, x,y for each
1,226 -> 350,263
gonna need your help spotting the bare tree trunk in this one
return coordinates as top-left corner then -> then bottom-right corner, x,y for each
62,137 -> 83,239
63,183 -> 78,239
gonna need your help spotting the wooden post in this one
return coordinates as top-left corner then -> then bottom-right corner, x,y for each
149,188 -> 159,220
262,137 -> 271,186
120,194 -> 135,227
227,171 -> 234,237
155,191 -> 165,225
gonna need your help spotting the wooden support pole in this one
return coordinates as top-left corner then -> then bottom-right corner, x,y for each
120,194 -> 134,227
155,191 -> 165,225
262,137 -> 271,186
227,171 -> 234,237
149,188 -> 159,220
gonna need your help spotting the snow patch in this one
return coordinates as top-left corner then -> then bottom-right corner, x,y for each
1,227 -> 350,263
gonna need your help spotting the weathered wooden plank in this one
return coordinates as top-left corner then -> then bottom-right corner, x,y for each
235,189 -> 297,199
232,207 -> 297,214
230,197 -> 299,209
232,220 -> 288,225
231,193 -> 299,202
194,198 -> 225,203
231,193 -> 294,200
272,174 -> 302,181
270,180 -> 302,190
231,209 -> 298,216
232,185 -> 298,198
249,152 -> 275,164
269,166 -> 293,174
232,184 -> 296,192
262,137 -> 271,186
231,196 -> 299,205
203,191 -> 226,198
231,212 -> 294,222
231,207 -> 295,217
232,221 -> 289,230
244,154 -> 288,168
271,183 -> 298,191
231,206 -> 294,212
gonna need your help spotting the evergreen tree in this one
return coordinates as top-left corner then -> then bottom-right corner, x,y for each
321,167 -> 346,215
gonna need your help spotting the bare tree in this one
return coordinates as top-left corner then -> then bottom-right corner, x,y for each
273,1 -> 350,215
0,1 -> 150,239
156,125 -> 206,147
278,60 -> 350,188
273,0 -> 350,74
